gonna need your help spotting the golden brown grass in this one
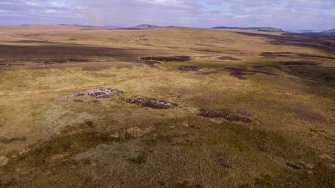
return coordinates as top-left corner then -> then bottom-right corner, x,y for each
0,25 -> 334,187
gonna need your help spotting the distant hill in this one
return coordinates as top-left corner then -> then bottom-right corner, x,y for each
213,26 -> 283,32
125,24 -> 185,30
134,24 -> 160,29
299,28 -> 335,36
322,28 -> 335,35
57,24 -> 117,30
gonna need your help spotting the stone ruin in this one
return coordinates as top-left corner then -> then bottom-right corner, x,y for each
59,87 -> 177,109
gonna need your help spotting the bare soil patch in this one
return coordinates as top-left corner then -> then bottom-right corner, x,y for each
199,109 -> 251,123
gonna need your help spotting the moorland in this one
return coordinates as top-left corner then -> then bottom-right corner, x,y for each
0,25 -> 334,187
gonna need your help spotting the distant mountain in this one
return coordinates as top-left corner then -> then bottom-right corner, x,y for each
213,26 -> 283,32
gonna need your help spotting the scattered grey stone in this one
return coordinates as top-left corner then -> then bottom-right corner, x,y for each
110,126 -> 154,140
199,109 -> 251,123
305,163 -> 315,169
73,92 -> 86,97
58,96 -> 70,101
19,148 -> 31,155
286,162 -> 303,170
73,88 -> 123,99
59,88 -> 179,110
0,156 -> 9,166
299,160 -> 314,169
320,154 -> 334,161
126,127 -> 153,138
86,88 -> 121,98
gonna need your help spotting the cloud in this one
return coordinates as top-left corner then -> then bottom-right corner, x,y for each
0,0 -> 334,30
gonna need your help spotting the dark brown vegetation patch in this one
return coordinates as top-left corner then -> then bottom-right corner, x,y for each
125,97 -> 177,109
236,32 -> 335,53
177,66 -> 200,72
211,152 -> 232,169
127,151 -> 148,164
199,109 -> 251,123
0,57 -> 89,65
0,137 -> 26,144
225,67 -> 276,80
279,61 -> 318,66
0,44 -> 143,62
14,40 -> 59,44
141,60 -> 161,67
290,104 -> 325,122
15,33 -> 45,38
43,58 -> 89,64
261,52 -> 335,60
140,56 -> 191,62
279,63 -> 335,83
177,180 -> 203,188
217,56 -> 240,61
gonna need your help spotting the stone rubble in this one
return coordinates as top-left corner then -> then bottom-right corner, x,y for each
58,88 -> 178,109
59,88 -> 123,102
73,88 -> 123,99
125,97 -> 177,109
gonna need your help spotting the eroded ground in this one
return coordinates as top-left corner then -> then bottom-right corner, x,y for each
0,25 -> 334,187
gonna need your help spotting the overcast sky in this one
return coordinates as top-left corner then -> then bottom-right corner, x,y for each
0,0 -> 334,30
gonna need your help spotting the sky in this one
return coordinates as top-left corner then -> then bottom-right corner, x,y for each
0,0 -> 334,31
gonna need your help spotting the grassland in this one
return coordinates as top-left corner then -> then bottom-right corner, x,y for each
0,25 -> 334,187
